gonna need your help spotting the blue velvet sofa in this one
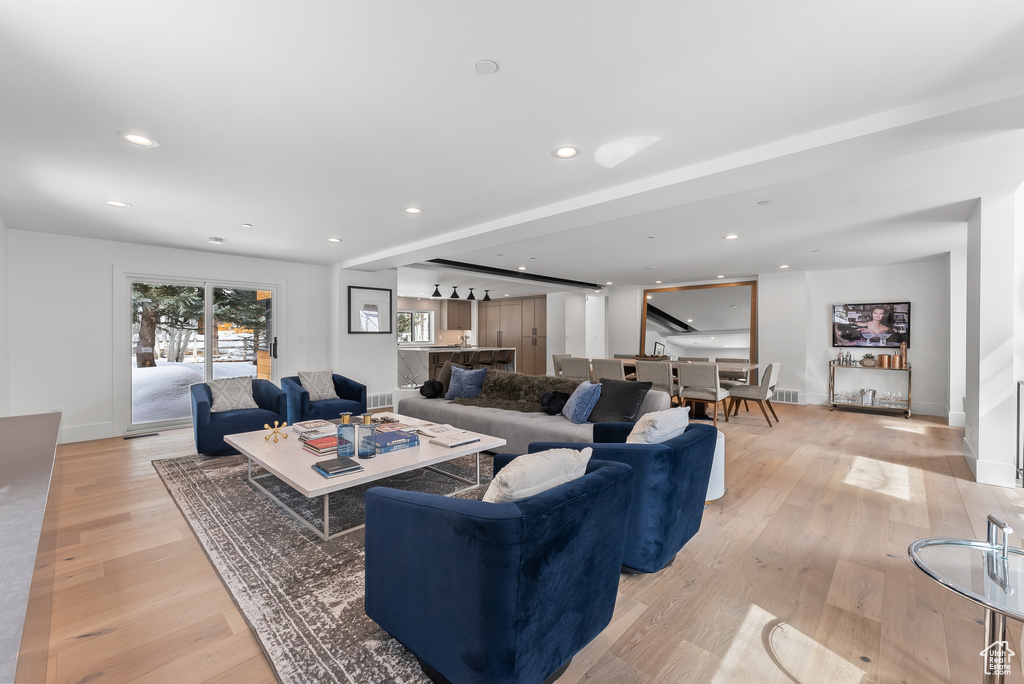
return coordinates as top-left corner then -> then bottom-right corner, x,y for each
189,379 -> 287,456
280,374 -> 366,424
364,459 -> 634,684
498,422 -> 717,574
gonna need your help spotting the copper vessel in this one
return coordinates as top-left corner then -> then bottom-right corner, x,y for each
878,354 -> 891,369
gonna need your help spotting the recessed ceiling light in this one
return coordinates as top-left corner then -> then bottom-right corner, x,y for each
106,200 -> 131,208
687,319 -> 693,322
119,132 -> 159,147
646,235 -> 658,240
208,237 -> 224,245
716,275 -> 725,278
645,266 -> 655,270
518,266 -> 527,271
553,146 -> 579,158
504,293 -> 510,297
655,280 -> 662,284
529,256 -> 537,260
780,264 -> 790,269
758,200 -> 771,205
605,281 -> 613,285
327,237 -> 342,243
242,223 -> 253,228
475,59 -> 499,74
724,234 -> 739,240
811,249 -> 820,253
405,207 -> 421,214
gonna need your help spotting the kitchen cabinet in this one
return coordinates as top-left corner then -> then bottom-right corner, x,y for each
479,297 -> 546,375
441,300 -> 471,330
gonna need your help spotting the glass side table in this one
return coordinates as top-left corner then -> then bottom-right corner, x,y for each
909,516 -> 1021,683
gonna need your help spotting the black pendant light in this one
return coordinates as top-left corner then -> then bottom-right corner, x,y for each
467,288 -> 476,301
482,289 -> 491,301
450,286 -> 460,299
431,284 -> 442,298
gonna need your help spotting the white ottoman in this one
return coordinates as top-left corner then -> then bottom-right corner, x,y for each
706,430 -> 726,503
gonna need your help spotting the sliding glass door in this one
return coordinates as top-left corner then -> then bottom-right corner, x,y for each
129,279 -> 276,429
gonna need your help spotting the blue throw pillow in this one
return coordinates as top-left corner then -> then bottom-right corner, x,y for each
445,366 -> 488,400
562,381 -> 602,424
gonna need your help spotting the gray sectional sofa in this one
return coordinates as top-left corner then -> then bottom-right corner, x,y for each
397,369 -> 670,454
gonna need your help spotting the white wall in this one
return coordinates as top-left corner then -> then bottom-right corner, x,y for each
5,230 -> 399,443
607,286 -> 641,355
0,216 -> 8,416
758,258 -> 951,417
585,294 -> 607,359
327,264 -> 398,401
546,292 -> 567,374
564,293 -> 587,357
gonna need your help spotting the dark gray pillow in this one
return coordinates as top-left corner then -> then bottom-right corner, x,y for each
588,379 -> 652,422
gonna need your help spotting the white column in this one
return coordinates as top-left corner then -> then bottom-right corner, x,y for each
964,192 -> 1020,486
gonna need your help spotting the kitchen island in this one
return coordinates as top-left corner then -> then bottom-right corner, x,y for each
397,346 -> 516,386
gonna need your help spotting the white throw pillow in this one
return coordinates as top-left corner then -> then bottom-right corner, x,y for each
207,377 -> 259,412
483,448 -> 593,503
626,406 -> 690,444
298,370 -> 340,402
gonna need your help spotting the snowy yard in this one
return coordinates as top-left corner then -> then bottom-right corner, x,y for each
131,359 -> 257,424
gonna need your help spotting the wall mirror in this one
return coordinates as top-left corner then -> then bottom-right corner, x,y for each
348,286 -> 393,334
640,281 -> 757,364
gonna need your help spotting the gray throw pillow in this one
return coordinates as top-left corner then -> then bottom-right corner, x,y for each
588,379 -> 653,423
298,370 -> 339,402
207,377 -> 259,412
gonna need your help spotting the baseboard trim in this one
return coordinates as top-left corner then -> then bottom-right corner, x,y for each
60,422 -> 114,444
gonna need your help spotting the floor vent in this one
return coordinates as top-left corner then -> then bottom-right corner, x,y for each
368,392 -> 393,409
775,389 -> 799,404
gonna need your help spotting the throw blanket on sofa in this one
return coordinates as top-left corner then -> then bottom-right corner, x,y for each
451,369 -> 582,413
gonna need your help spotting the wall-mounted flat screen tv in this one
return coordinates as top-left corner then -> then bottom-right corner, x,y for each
832,302 -> 910,348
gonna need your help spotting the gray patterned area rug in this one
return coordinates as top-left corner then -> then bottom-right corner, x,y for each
153,452 -> 491,684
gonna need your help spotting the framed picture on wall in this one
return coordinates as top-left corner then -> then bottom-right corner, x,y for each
653,341 -> 665,356
348,286 -> 393,334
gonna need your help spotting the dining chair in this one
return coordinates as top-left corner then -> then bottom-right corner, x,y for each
636,360 -> 677,401
552,353 -> 572,376
561,357 -> 593,382
677,362 -> 730,427
591,358 -> 626,382
716,357 -> 750,388
678,357 -> 709,363
728,363 -> 781,427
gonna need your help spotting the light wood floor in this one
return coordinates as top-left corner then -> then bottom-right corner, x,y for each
42,404 -> 1024,684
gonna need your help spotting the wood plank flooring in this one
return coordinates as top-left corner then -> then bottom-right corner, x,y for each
42,404 -> 1024,683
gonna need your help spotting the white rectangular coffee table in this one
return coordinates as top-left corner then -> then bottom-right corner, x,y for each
224,412 -> 506,540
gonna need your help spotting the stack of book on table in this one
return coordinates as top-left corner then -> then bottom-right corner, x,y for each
312,456 -> 363,478
372,430 -> 419,454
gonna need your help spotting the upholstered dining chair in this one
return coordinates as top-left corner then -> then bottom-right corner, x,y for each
591,358 -> 626,382
636,359 -> 676,399
716,357 -> 751,395
727,363 -> 780,427
677,362 -> 730,427
551,353 -> 571,376
678,357 -> 709,362
364,459 -> 634,684
561,357 -> 593,381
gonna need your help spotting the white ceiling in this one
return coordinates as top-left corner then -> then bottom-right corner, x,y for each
2,1 -> 1024,298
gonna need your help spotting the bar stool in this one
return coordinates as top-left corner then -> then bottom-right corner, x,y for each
473,349 -> 496,369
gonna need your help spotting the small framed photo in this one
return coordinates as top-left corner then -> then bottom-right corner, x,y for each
653,341 -> 665,356
348,286 -> 393,334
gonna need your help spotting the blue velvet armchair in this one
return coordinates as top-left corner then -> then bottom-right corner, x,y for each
189,379 -> 287,456
280,374 -> 366,424
364,459 -> 634,684
502,422 -> 717,574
